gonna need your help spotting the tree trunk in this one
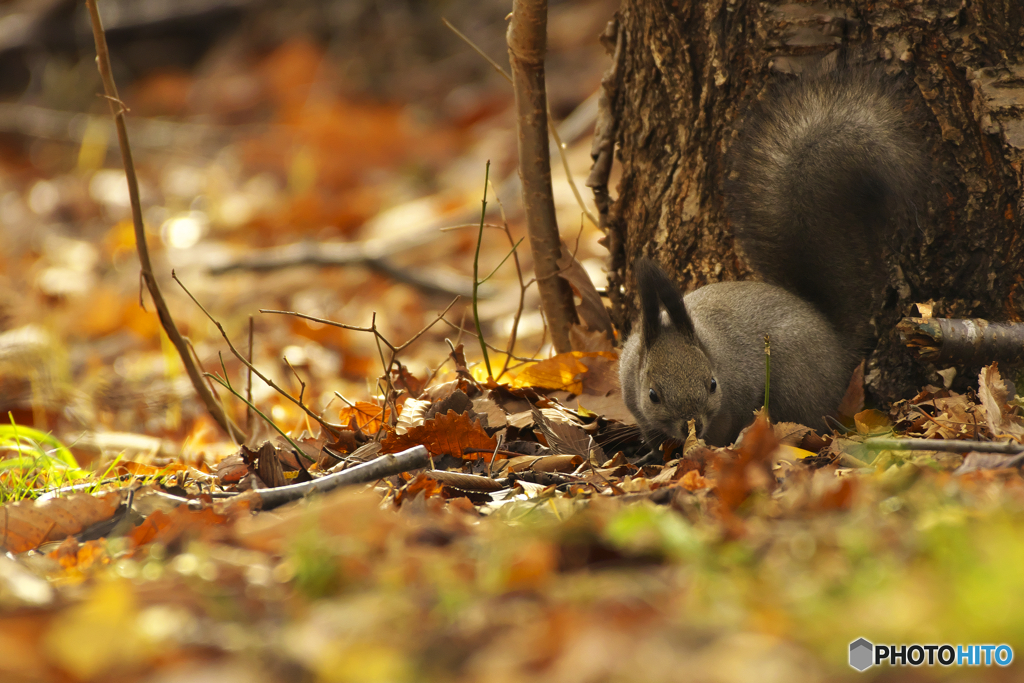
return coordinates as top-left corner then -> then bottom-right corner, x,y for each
595,0 -> 1024,403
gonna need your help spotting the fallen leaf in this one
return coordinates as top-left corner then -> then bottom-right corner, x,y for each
127,506 -> 230,550
43,579 -> 154,678
338,401 -> 392,433
0,492 -> 125,553
681,469 -> 710,491
978,363 -> 1024,440
854,409 -> 892,435
381,410 -> 497,461
512,351 -> 618,394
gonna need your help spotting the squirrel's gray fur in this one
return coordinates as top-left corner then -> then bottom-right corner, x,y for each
620,61 -> 929,448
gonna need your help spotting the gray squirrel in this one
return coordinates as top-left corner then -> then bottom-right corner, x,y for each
619,61 -> 929,448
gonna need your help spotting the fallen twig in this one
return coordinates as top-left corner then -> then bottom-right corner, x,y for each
255,446 -> 430,510
86,0 -> 244,444
898,317 -> 1024,365
864,438 -> 1023,454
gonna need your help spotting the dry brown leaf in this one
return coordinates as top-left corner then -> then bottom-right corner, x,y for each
772,422 -> 813,446
47,538 -> 109,573
0,491 -> 125,554
505,454 -> 582,473
254,442 -> 287,488
556,242 -> 614,343
568,324 -> 615,353
114,460 -> 187,477
396,398 -> 431,434
532,407 -> 600,460
425,470 -> 505,493
391,361 -> 427,398
837,360 -> 866,421
578,354 -> 620,396
569,393 -> 635,423
681,469 -> 710,491
381,409 -> 497,461
471,396 -> 507,429
978,363 -> 1024,440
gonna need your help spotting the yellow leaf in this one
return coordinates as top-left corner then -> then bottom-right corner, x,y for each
777,445 -> 818,460
44,579 -> 154,678
854,409 -> 892,435
512,351 -> 617,394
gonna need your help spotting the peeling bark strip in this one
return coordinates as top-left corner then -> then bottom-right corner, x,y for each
604,0 -> 1024,402
507,0 -> 578,353
586,14 -> 623,230
898,318 -> 1024,366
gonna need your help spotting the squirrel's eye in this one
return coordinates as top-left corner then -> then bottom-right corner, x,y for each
648,388 -> 660,404
709,378 -> 717,393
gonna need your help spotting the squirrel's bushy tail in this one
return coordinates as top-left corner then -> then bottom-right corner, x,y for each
727,63 -> 929,354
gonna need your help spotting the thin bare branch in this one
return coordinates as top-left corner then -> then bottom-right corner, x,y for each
172,272 -> 339,438
86,0 -> 244,444
444,15 -> 598,227
246,316 -> 255,435
260,297 -> 459,354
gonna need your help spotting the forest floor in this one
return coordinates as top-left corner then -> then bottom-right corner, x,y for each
0,1 -> 1023,682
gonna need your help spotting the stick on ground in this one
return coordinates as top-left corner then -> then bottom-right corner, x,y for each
255,446 -> 430,510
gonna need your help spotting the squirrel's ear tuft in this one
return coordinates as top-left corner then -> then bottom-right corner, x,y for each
635,258 -> 694,343
635,259 -> 663,346
634,258 -> 692,344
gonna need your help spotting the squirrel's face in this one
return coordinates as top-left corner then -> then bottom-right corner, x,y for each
640,334 -> 720,441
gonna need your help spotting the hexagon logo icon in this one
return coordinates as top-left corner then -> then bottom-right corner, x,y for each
849,638 -> 874,671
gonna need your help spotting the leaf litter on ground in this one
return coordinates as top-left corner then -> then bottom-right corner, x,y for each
1,6 -> 1023,680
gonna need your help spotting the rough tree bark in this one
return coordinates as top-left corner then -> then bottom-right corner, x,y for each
595,0 -> 1024,403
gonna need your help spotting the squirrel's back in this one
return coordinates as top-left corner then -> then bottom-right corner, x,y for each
727,63 -> 929,354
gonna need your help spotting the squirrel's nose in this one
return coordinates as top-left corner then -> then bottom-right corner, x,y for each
689,418 -> 703,438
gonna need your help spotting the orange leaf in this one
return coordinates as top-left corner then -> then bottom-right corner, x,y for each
381,410 -> 497,461
48,538 -> 109,572
338,401 -> 392,433
714,416 -> 779,514
680,469 -> 710,491
127,506 -> 229,550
